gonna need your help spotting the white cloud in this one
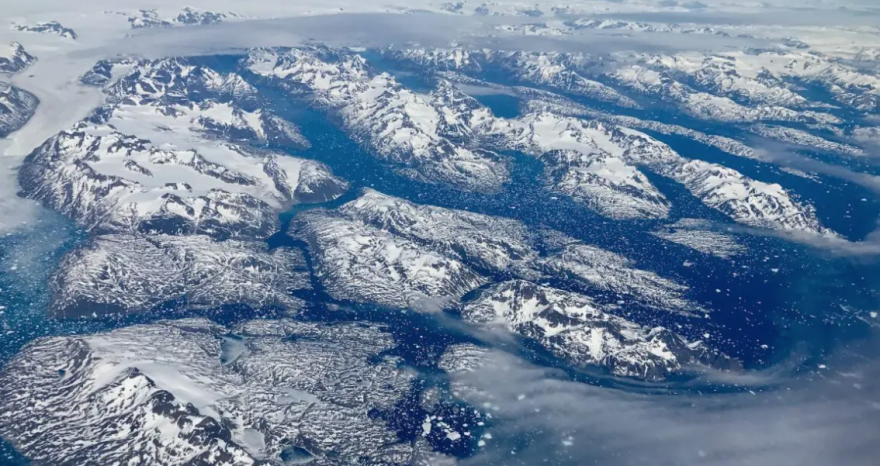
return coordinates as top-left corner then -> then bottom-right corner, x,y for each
452,346 -> 880,466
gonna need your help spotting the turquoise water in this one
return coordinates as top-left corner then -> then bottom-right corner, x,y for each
0,212 -> 97,465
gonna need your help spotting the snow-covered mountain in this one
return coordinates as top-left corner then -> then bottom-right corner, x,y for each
383,48 -> 638,108
537,234 -> 699,314
288,189 -> 728,379
0,318 -> 445,465
126,7 -> 238,29
49,234 -> 311,317
748,124 -> 864,157
13,21 -> 78,39
293,189 -> 702,315
245,48 -> 510,193
0,82 -> 38,137
385,45 -> 880,125
291,208 -> 489,309
661,159 -> 832,234
174,7 -> 237,26
610,65 -> 840,125
98,57 -> 259,107
480,110 -> 676,220
463,280 -> 738,380
21,57 -> 342,239
19,122 -> 342,238
426,79 -> 831,234
2,6 -> 879,466
241,47 -> 834,235
636,50 -> 880,113
0,42 -> 35,74
339,188 -> 539,275
565,18 -> 732,37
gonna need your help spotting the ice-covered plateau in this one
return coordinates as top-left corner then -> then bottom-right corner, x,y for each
48,234 -> 311,318
0,318 -> 452,465
20,58 -> 344,238
244,48 -> 509,193
463,280 -> 739,380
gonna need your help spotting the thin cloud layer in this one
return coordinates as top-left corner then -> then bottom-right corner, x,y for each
453,347 -> 880,466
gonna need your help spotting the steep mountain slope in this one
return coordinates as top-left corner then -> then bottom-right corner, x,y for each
0,83 -> 38,137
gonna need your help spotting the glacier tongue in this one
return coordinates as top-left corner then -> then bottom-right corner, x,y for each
0,318 -> 433,466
